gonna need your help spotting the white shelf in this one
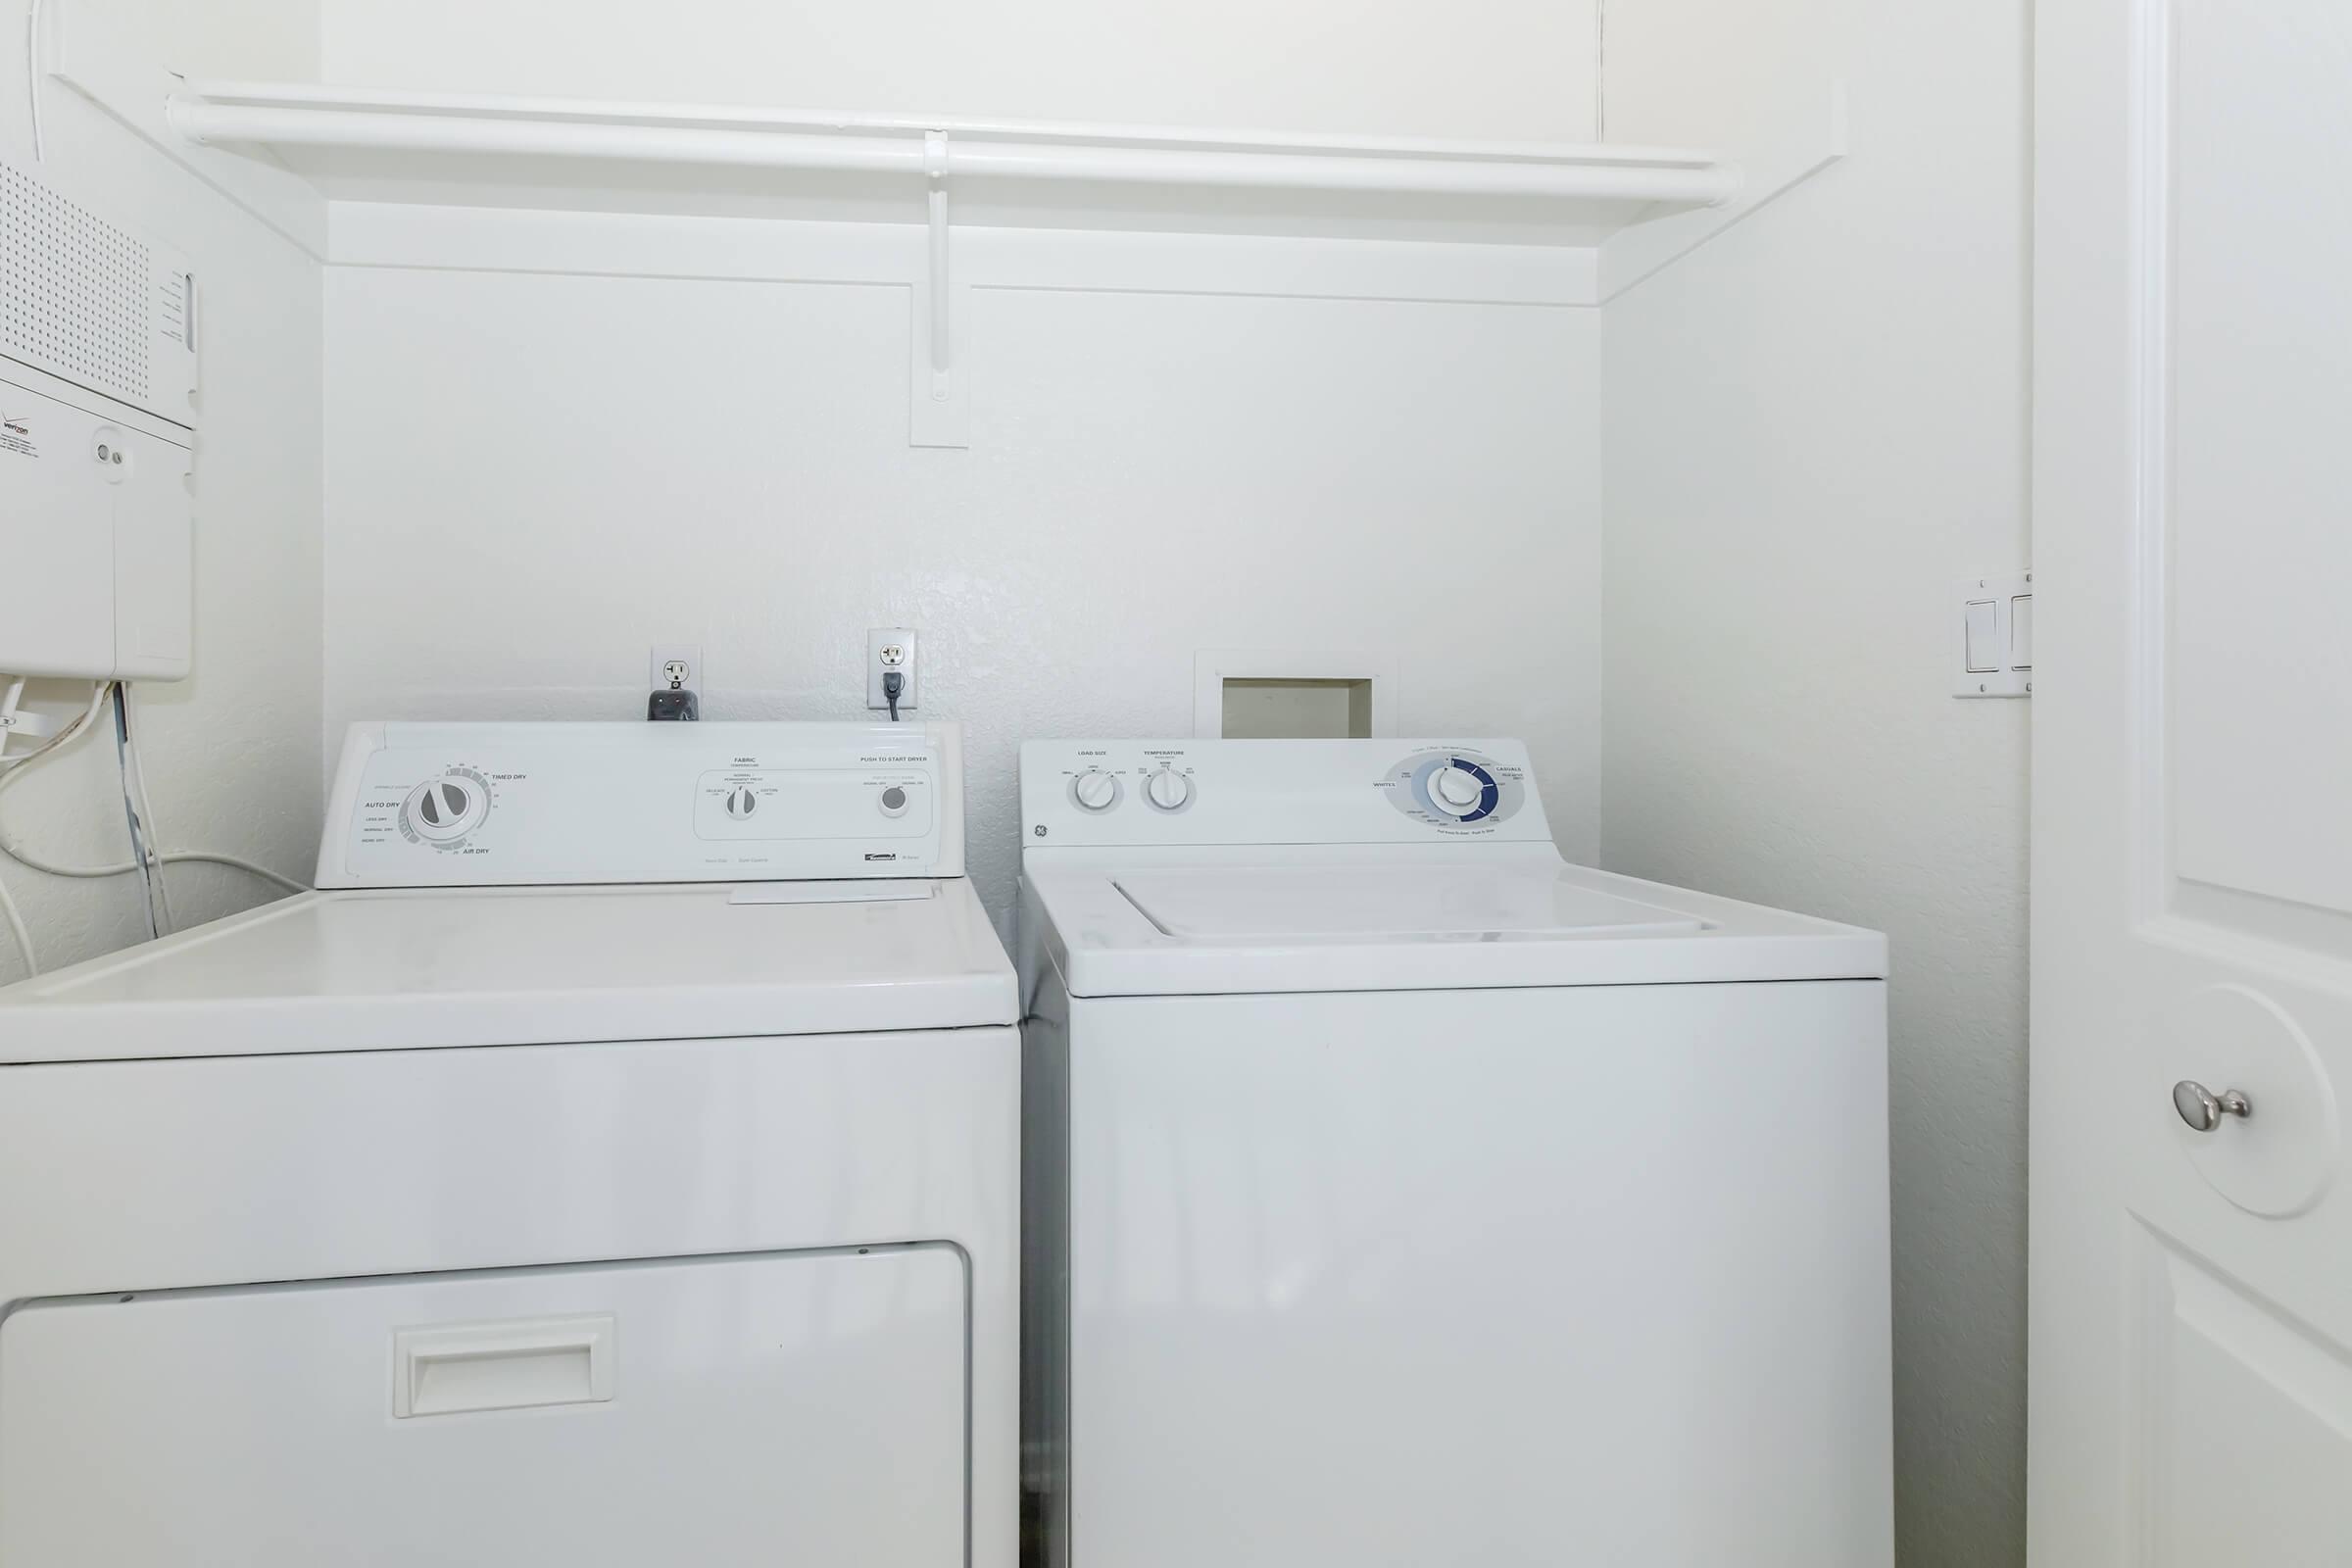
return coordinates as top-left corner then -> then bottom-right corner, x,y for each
162,80 -> 1745,249
48,65 -> 1841,447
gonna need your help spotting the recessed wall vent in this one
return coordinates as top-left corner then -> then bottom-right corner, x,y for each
0,160 -> 198,426
1194,649 -> 1397,738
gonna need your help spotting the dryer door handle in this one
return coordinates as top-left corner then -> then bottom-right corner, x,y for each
392,1313 -> 616,1418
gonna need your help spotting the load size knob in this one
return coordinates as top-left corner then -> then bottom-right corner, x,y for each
1146,765 -> 1192,811
1071,769 -> 1120,811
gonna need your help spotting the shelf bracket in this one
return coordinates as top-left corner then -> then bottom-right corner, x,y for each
1594,82 -> 1848,304
910,129 -> 969,448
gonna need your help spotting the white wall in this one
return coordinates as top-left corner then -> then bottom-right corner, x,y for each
320,214 -> 1602,931
0,2 -> 322,982
18,14 -> 2030,1561
321,0 -> 1600,142
66,0 -> 319,81
1599,2 -> 2031,1564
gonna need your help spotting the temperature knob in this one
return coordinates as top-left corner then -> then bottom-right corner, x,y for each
402,775 -> 489,844
725,788 -> 759,819
1146,765 -> 1192,811
1071,769 -> 1120,812
1432,766 -> 1485,813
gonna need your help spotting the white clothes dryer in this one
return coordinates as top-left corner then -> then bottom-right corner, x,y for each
1017,737 -> 1891,1568
0,720 -> 1017,1568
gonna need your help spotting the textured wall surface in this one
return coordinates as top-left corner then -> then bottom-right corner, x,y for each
320,235 -> 1602,932
0,6 -> 322,984
323,0 -> 1600,141
1600,1 -> 2033,1562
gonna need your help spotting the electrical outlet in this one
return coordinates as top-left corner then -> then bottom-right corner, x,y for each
867,628 -> 917,713
651,643 -> 703,695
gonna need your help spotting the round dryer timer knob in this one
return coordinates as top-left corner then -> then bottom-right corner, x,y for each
1146,766 -> 1192,811
1072,769 -> 1119,811
402,776 -> 488,843
1432,766 -> 1486,813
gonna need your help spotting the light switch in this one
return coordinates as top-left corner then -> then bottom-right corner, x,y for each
1955,571 -> 2031,697
1964,600 -> 2001,672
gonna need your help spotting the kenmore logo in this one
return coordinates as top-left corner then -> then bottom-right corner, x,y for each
863,852 -> 897,861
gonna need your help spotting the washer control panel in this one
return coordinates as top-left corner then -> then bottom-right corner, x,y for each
1022,738 -> 1546,848
319,720 -> 964,888
1382,748 -> 1527,828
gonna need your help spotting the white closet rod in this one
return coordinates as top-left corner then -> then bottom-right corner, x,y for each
167,100 -> 1740,205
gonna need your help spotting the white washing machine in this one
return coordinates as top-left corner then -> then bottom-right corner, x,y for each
0,720 -> 1018,1568
1017,738 -> 1892,1568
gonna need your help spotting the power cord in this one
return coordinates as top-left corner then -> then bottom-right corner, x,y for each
647,662 -> 700,721
110,684 -> 165,941
121,683 -> 173,928
883,669 -> 904,722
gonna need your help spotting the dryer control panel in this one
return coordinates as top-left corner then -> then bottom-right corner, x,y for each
1020,738 -> 1549,849
318,721 -> 965,887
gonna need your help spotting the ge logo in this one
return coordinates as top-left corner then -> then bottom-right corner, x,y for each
1033,825 -> 1048,837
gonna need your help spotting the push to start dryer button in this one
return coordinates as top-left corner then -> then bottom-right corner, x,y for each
879,785 -> 910,818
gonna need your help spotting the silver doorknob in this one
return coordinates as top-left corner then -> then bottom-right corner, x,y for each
2173,1080 -> 2251,1133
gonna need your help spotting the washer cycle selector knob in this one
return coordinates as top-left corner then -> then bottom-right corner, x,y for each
878,785 -> 910,818
401,775 -> 488,844
1146,765 -> 1192,811
725,788 -> 759,819
1071,769 -> 1120,812
1432,766 -> 1485,813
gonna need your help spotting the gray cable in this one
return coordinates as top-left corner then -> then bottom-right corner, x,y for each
110,685 -> 161,942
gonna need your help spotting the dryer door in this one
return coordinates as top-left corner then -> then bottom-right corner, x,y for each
0,1246 -> 966,1565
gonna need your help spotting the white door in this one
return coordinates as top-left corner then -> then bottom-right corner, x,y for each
2032,1 -> 2352,1562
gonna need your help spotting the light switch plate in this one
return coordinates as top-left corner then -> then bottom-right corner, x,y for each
1954,572 -> 2032,698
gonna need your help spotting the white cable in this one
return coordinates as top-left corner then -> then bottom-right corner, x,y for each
0,679 -> 108,772
0,676 -> 23,765
0,682 -> 308,895
24,0 -> 45,162
0,679 -> 107,978
0,671 -> 22,972
4,841 -> 310,893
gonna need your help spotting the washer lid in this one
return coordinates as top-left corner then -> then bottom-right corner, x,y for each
0,878 -> 1016,1064
1026,852 -> 1886,997
1114,865 -> 1706,942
